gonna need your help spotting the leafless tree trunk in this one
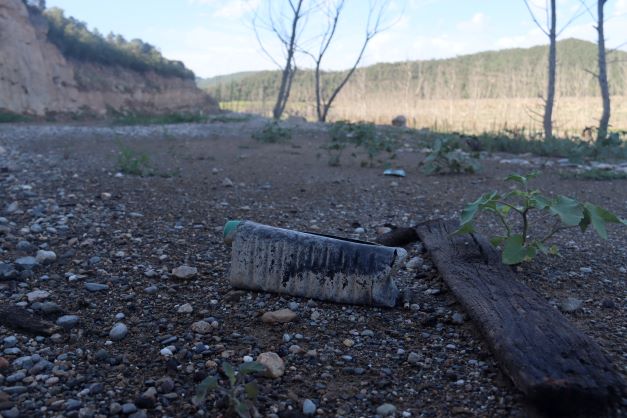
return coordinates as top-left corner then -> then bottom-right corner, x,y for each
596,0 -> 610,141
305,0 -> 392,122
253,0 -> 306,120
524,0 -> 585,139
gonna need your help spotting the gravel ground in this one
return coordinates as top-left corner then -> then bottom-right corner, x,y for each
0,120 -> 625,418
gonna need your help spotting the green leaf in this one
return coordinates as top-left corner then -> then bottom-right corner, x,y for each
244,382 -> 259,399
222,362 -> 236,386
234,399 -> 250,418
489,236 -> 506,247
502,235 -> 527,265
583,203 -> 626,239
505,173 -> 527,184
549,195 -> 584,226
453,222 -> 475,235
532,241 -> 549,255
239,362 -> 266,376
549,245 -> 559,255
529,194 -> 551,209
192,376 -> 218,406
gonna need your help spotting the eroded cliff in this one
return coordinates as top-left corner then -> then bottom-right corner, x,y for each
0,0 -> 218,116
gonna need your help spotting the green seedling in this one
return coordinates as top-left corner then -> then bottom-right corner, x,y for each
252,121 -> 292,143
455,172 -> 626,264
193,361 -> 266,418
422,136 -> 480,175
116,144 -> 152,176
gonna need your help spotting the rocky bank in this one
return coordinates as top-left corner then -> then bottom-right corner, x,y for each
0,0 -> 218,116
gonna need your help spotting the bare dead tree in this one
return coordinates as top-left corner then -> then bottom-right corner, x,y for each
253,0 -> 307,120
303,0 -> 393,122
524,0 -> 586,139
596,0 -> 610,141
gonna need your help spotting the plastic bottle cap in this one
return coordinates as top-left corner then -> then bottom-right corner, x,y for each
223,220 -> 243,244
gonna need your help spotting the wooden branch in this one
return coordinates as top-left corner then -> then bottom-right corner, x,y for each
0,305 -> 61,336
375,227 -> 418,247
415,220 -> 625,415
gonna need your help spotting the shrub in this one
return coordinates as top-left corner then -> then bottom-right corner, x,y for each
324,121 -> 397,166
422,136 -> 480,174
455,172 -> 626,264
252,121 -> 292,143
116,144 -> 151,176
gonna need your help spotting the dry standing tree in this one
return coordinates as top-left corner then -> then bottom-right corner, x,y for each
253,0 -> 308,120
302,0 -> 393,122
524,0 -> 586,140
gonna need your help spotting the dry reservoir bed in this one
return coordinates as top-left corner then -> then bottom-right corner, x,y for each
0,121 -> 625,417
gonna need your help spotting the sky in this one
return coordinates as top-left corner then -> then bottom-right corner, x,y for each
45,0 -> 627,79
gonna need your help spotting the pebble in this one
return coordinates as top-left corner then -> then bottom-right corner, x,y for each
177,303 -> 193,313
451,312 -> 465,324
376,403 -> 397,416
559,297 -> 583,313
579,267 -> 592,274
85,282 -> 109,292
171,265 -> 197,279
121,403 -> 137,414
406,256 -> 423,269
109,323 -> 128,341
222,177 -> 234,187
261,308 -> 298,324
56,315 -> 80,329
0,356 -> 9,370
257,352 -> 285,378
35,250 -> 57,265
2,407 -> 20,418
310,310 -> 321,321
14,256 -> 37,270
26,290 -> 49,303
39,301 -> 62,314
407,352 -> 421,365
191,321 -> 212,334
144,285 -> 158,294
303,399 -> 316,415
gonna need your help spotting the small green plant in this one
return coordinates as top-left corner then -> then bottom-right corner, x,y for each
324,121 -> 397,166
422,136 -> 480,174
252,121 -> 292,143
0,112 -> 31,123
116,144 -> 151,176
455,172 -> 626,264
560,168 -> 627,181
193,361 -> 265,418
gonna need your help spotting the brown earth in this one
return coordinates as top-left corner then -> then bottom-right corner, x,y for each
0,120 -> 625,417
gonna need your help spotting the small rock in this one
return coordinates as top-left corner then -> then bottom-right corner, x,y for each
144,285 -> 158,294
0,356 -> 9,370
85,283 -> 109,292
121,403 -> 137,414
56,315 -> 79,329
354,227 -> 365,234
14,256 -> 37,271
261,308 -> 298,324
109,323 -> 128,341
177,303 -> 193,313
2,407 -> 20,418
601,299 -> 616,309
35,250 -> 57,265
39,301 -> 62,314
256,352 -> 285,378
343,338 -> 354,347
222,177 -> 234,187
310,310 -> 321,321
191,321 -> 212,334
559,297 -> 583,313
302,399 -> 316,415
376,403 -> 397,416
451,312 -> 465,324
579,267 -> 592,274
407,352 -> 421,365
406,256 -> 423,270
391,115 -> 407,127
171,265 -> 197,280
26,290 -> 49,303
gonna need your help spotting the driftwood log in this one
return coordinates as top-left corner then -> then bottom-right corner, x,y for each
415,220 -> 625,415
0,305 -> 60,336
375,227 -> 418,247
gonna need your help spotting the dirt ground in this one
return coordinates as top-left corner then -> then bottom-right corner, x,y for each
0,120 -> 625,418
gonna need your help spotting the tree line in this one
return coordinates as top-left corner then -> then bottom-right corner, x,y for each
23,1 -> 194,80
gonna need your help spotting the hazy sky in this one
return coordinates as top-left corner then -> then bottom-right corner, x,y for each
45,0 -> 627,78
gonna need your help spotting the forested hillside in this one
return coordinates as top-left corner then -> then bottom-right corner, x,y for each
200,39 -> 627,103
41,6 -> 194,79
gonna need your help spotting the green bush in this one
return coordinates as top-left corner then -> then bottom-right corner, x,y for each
455,172 -> 626,264
252,121 -> 292,143
422,136 -> 480,174
324,121 -> 398,166
116,144 -> 151,176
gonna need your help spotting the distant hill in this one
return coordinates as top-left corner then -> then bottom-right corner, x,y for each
199,39 -> 627,103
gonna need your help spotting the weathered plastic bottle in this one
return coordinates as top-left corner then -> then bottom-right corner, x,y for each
223,220 -> 406,307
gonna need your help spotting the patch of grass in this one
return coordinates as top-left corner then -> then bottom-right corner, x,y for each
113,113 -> 207,125
324,121 -> 398,167
252,121 -> 292,143
116,143 -> 152,176
473,129 -> 627,162
0,112 -> 31,123
422,136 -> 481,174
560,168 -> 627,181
